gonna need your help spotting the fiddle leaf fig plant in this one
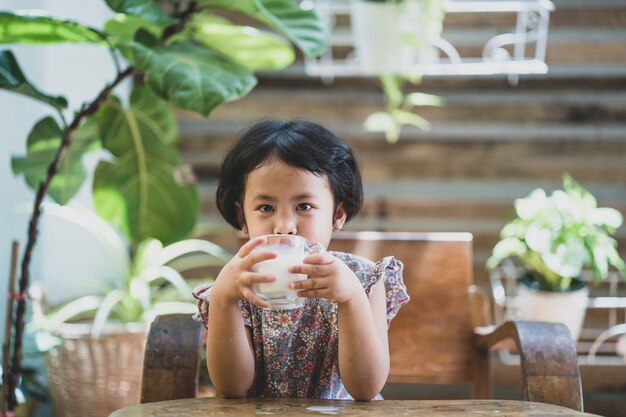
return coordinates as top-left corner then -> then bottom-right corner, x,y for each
486,174 -> 626,292
1,1 -> 328,411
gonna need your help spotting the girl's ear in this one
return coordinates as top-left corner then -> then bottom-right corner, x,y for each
235,202 -> 248,235
333,203 -> 347,231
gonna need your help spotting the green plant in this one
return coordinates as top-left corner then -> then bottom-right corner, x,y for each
1,1 -> 328,411
360,0 -> 446,143
28,203 -> 231,339
486,174 -> 626,292
364,73 -> 443,143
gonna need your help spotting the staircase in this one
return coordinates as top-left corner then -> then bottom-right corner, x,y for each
178,1 -> 626,415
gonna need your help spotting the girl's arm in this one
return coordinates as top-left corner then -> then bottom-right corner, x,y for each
205,291 -> 256,398
204,237 -> 277,397
290,255 -> 390,401
337,279 -> 389,401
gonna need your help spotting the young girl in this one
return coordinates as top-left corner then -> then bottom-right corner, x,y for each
193,119 -> 409,401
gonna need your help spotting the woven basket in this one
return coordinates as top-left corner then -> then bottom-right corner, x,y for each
43,322 -> 148,417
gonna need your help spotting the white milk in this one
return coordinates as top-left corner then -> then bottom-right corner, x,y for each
251,236 -> 320,309
254,256 -> 306,297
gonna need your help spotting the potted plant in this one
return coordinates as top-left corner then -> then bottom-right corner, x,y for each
26,203 -> 231,417
486,174 -> 626,340
1,1 -> 328,414
349,0 -> 447,143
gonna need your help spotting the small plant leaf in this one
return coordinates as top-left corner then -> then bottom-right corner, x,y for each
91,289 -> 125,338
0,50 -> 68,110
105,0 -> 175,26
11,116 -> 101,204
0,11 -> 104,44
186,13 -> 294,71
198,0 -> 329,57
104,13 -> 163,44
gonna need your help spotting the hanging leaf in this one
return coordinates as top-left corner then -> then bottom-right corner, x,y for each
405,92 -> 443,107
198,0 -> 329,57
93,87 -> 198,246
12,116 -> 101,204
0,50 -> 68,110
105,0 -> 175,26
0,11 -> 104,44
186,13 -> 294,71
363,111 -> 400,144
392,108 -> 431,131
127,34 -> 256,116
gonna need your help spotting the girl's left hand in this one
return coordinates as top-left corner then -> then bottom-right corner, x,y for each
288,253 -> 363,304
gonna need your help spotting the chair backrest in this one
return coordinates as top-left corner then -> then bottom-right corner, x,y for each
328,231 -> 476,386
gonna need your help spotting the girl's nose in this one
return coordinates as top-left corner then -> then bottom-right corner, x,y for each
273,217 -> 297,235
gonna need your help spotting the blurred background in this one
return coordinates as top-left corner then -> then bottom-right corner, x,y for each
1,0 -> 625,416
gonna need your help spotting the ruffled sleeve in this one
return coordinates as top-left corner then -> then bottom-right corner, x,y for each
192,283 -> 212,328
369,256 -> 410,325
333,252 -> 410,325
192,282 -> 253,328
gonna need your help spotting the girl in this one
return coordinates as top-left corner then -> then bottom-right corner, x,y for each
193,119 -> 409,401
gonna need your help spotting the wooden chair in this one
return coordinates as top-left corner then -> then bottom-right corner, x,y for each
141,231 -> 583,411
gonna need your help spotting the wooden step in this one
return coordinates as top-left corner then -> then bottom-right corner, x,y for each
179,120 -> 626,183
182,87 -> 626,125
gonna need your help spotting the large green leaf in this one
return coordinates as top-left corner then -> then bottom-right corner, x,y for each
0,11 -> 104,44
11,116 -> 101,205
93,87 -> 198,246
187,13 -> 294,71
127,35 -> 256,116
105,0 -> 175,26
198,0 -> 329,57
0,50 -> 67,110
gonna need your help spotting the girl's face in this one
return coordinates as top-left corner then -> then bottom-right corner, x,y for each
240,158 -> 346,249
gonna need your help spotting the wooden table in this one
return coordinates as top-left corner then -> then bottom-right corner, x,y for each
109,397 -> 600,417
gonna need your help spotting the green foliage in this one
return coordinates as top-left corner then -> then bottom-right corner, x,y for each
12,117 -> 100,205
364,74 -> 442,143
0,51 -> 68,110
93,87 -> 198,244
0,11 -> 105,44
486,174 -> 626,292
3,0 -> 329,247
28,204 -> 231,338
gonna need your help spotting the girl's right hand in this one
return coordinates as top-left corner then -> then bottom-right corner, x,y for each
211,236 -> 277,308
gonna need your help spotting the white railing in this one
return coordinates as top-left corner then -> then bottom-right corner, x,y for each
303,0 -> 555,83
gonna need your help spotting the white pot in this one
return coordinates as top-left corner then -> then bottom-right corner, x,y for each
350,1 -> 438,75
515,281 -> 589,341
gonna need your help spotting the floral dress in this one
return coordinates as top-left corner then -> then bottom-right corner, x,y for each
192,251 -> 410,400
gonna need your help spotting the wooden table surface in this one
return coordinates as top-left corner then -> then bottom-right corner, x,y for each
110,397 -> 600,417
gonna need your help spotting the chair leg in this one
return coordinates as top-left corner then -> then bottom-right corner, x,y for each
472,346 -> 493,399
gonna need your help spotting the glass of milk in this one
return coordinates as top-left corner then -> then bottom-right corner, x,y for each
252,234 -> 324,309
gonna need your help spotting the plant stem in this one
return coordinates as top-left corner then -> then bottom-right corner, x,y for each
1,242 -> 19,414
7,66 -> 134,411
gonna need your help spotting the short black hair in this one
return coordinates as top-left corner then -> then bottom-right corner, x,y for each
216,118 -> 363,230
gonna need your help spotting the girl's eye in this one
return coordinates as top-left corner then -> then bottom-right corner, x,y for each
296,203 -> 313,211
258,204 -> 274,213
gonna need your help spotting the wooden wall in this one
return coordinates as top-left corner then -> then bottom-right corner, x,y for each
178,1 -> 626,415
